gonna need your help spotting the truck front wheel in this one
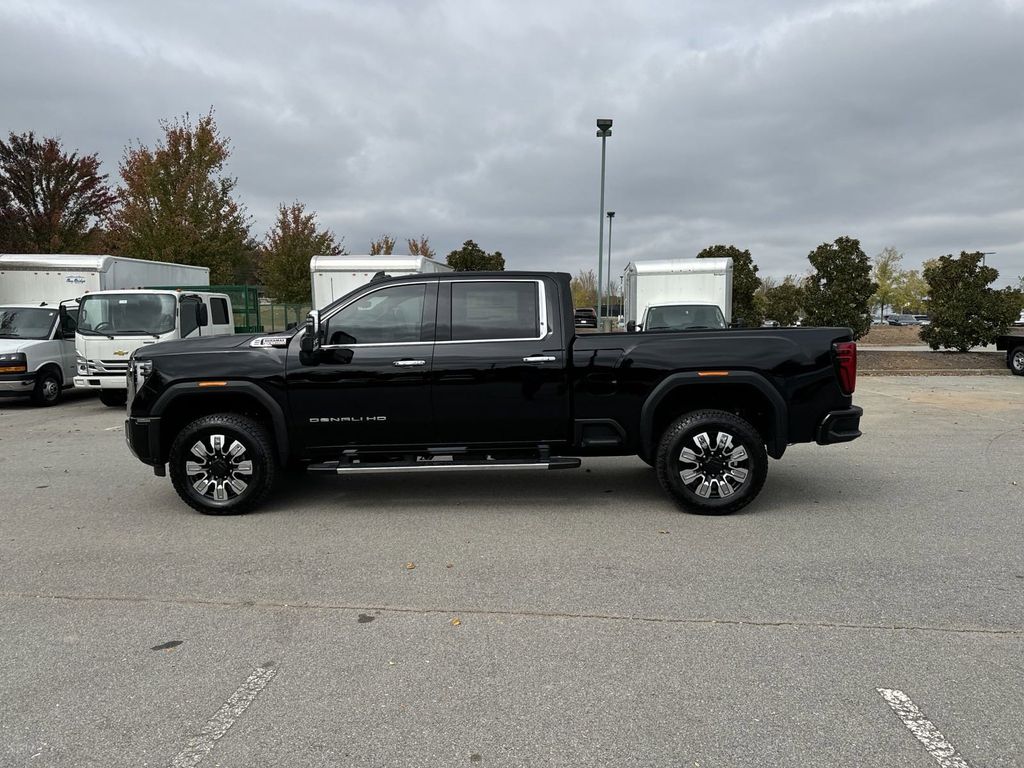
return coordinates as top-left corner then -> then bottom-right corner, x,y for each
655,409 -> 768,515
100,390 -> 128,407
1009,346 -> 1024,376
168,413 -> 277,515
30,369 -> 62,407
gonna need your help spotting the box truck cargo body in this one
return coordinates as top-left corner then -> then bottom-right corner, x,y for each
0,254 -> 210,407
622,258 -> 734,328
310,255 -> 452,308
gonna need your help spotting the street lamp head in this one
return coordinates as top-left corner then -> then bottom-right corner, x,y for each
596,118 -> 613,130
607,211 -> 615,218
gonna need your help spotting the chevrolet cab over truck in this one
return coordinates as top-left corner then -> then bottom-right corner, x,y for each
125,272 -> 863,516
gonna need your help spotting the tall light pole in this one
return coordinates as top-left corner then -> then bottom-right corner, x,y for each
980,251 -> 995,266
606,211 -> 615,321
596,118 -> 612,329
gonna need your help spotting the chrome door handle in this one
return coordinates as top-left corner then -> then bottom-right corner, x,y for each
523,355 -> 557,363
393,359 -> 426,367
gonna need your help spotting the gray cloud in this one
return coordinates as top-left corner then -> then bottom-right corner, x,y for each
2,0 -> 1021,284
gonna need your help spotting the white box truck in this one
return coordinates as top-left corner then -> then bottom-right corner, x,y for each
310,255 -> 452,307
0,254 -> 209,406
622,257 -> 734,332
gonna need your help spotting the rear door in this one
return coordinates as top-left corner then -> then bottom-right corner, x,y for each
431,278 -> 570,445
287,281 -> 437,450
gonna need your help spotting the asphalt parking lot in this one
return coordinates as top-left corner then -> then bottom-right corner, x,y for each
1,377 -> 1021,767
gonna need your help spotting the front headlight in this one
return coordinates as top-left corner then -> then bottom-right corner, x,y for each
0,352 -> 28,374
130,358 -> 154,380
76,355 -> 88,375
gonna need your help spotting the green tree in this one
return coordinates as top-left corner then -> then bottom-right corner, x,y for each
803,236 -> 876,338
446,239 -> 505,271
107,111 -> 252,283
407,235 -> 435,260
892,269 -> 928,314
870,246 -> 906,319
758,275 -> 805,326
260,202 -> 345,303
0,131 -> 116,253
697,244 -> 762,325
919,252 -> 1020,351
570,269 -> 598,308
369,234 -> 396,255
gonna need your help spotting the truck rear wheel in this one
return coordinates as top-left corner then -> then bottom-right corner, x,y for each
30,370 -> 62,407
169,413 -> 277,515
100,390 -> 128,407
1009,346 -> 1024,376
655,409 -> 768,515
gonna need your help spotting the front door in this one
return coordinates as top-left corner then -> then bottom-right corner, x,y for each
431,279 -> 569,446
287,281 -> 437,452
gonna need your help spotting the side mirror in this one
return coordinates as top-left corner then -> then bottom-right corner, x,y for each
198,303 -> 209,327
626,320 -> 637,333
300,310 -> 322,355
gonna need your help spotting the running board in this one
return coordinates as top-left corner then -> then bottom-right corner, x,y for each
307,456 -> 581,474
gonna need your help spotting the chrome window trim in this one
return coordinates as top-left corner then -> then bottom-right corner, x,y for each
319,281 -> 431,350
441,278 -> 548,344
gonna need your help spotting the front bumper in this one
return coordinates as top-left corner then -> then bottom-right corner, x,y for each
816,406 -> 863,445
0,372 -> 36,397
125,416 -> 163,470
74,375 -> 126,390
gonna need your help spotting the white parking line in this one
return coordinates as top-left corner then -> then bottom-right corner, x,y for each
877,688 -> 972,768
169,665 -> 278,768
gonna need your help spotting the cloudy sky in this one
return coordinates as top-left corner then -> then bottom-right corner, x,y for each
3,0 -> 1022,284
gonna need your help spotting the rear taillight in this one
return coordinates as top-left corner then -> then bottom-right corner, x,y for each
834,341 -> 857,395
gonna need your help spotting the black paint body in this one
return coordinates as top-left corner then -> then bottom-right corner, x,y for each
126,272 -> 861,468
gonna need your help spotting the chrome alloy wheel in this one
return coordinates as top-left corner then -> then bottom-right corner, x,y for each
1013,349 -> 1024,373
677,430 -> 751,499
185,434 -> 254,502
42,378 -> 59,401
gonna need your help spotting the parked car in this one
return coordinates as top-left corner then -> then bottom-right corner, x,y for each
887,314 -> 920,326
913,315 -> 931,326
125,271 -> 863,517
574,307 -> 598,328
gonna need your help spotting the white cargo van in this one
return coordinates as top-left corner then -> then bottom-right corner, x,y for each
74,289 -> 234,406
310,255 -> 452,307
0,254 -> 209,406
622,257 -> 734,331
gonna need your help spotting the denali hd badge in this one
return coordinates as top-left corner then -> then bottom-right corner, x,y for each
309,416 -> 387,423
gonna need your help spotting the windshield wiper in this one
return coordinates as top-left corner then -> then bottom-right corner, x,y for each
0,333 -> 22,338
117,329 -> 161,338
78,329 -> 115,340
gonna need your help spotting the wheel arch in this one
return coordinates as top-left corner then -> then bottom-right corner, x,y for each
150,382 -> 290,465
640,372 -> 788,461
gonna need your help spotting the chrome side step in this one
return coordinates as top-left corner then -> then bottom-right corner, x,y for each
307,455 -> 581,474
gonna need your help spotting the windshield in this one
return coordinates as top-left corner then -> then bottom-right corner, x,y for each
0,307 -> 58,339
78,293 -> 177,336
645,304 -> 727,331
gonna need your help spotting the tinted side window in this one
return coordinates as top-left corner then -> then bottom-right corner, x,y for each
323,284 -> 426,345
451,282 -> 539,341
61,309 -> 78,334
180,301 -> 199,337
211,298 -> 230,325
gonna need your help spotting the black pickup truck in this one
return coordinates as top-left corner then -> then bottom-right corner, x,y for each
125,272 -> 862,515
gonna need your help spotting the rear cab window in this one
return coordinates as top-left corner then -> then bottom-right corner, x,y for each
450,281 -> 542,341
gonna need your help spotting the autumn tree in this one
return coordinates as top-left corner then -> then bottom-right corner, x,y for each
870,247 -> 906,319
107,111 -> 252,283
571,269 -> 598,308
446,239 -> 505,271
892,269 -> 928,314
802,236 -> 876,338
919,252 -> 1020,351
697,244 -> 762,325
260,202 -> 345,303
369,234 -> 396,255
0,132 -> 116,253
757,275 -> 805,326
407,235 -> 435,260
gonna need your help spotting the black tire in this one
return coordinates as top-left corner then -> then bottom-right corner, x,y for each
655,409 -> 768,515
169,413 -> 277,515
30,369 -> 62,407
100,390 -> 128,407
1009,346 -> 1024,376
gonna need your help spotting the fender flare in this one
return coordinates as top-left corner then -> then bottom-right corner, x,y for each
640,371 -> 788,459
150,381 -> 290,464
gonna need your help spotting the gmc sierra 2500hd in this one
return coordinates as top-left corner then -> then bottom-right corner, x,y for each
125,272 -> 862,515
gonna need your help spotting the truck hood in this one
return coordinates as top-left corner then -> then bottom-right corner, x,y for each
136,333 -> 270,358
0,337 -> 44,355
